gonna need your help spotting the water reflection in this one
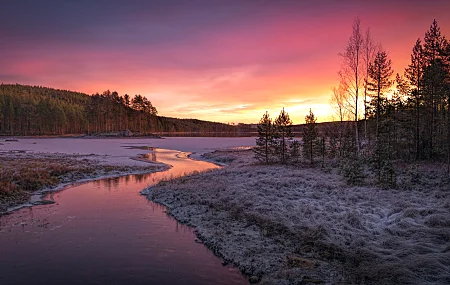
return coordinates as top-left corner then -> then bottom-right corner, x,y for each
0,148 -> 246,285
141,151 -> 157,162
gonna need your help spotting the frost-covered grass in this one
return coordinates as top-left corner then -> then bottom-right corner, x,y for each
144,149 -> 450,285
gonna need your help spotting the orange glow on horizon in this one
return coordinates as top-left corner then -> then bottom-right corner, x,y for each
1,2 -> 449,125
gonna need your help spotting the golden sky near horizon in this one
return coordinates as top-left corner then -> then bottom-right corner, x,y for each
1,1 -> 450,124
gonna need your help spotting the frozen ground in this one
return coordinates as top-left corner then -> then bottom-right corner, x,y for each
144,149 -> 450,285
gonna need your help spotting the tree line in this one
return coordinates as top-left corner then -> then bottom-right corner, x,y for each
0,84 -> 235,136
253,108 -> 325,165
336,18 -> 450,183
254,19 -> 450,186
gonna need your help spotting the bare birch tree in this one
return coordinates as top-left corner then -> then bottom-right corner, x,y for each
362,28 -> 378,146
339,17 -> 364,154
331,85 -> 348,123
330,85 -> 350,156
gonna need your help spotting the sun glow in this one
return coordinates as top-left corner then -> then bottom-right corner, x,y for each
1,1 -> 449,124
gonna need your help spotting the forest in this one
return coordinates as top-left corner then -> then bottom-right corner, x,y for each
254,19 -> 450,186
0,84 -> 236,136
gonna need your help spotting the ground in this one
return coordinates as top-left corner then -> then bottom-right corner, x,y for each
144,148 -> 450,285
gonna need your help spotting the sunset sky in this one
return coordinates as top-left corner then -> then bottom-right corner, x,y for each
1,0 -> 450,124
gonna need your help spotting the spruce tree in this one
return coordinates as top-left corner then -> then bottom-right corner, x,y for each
254,111 -> 274,164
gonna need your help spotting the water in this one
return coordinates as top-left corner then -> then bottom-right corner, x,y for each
0,148 -> 249,285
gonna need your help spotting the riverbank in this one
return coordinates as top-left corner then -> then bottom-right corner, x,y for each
0,141 -> 167,213
0,146 -> 248,285
144,148 -> 450,284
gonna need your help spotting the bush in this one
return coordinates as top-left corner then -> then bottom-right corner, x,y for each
340,156 -> 365,185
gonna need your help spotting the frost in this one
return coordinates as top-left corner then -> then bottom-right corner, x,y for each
144,149 -> 450,284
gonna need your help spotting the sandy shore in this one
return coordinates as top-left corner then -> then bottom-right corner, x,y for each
143,149 -> 450,285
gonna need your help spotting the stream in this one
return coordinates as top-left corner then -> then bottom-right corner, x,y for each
0,148 -> 249,285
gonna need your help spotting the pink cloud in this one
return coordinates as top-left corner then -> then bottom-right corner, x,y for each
1,2 -> 450,124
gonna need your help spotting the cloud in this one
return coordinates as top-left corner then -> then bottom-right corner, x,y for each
1,0 -> 449,123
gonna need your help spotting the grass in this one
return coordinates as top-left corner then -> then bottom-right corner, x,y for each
144,148 -> 450,285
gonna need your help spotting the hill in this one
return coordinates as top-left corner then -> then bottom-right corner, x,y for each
0,84 -> 237,136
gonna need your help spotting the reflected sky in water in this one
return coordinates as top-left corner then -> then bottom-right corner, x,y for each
0,149 -> 246,285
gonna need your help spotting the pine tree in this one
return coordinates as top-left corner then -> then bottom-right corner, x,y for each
421,20 -> 449,159
254,111 -> 274,164
273,108 -> 293,164
302,109 -> 318,164
405,39 -> 424,160
365,50 -> 396,186
367,50 -> 394,139
370,101 -> 397,188
0,94 -> 4,132
392,74 -> 413,160
7,98 -> 15,134
423,20 -> 446,64
422,60 -> 448,158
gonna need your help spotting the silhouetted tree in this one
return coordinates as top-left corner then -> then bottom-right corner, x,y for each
273,108 -> 293,164
302,109 -> 318,164
331,85 -> 349,156
367,49 -> 394,139
254,111 -> 274,164
339,17 -> 364,154
362,28 -> 378,144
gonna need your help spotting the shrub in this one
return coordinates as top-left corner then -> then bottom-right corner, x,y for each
340,156 -> 365,185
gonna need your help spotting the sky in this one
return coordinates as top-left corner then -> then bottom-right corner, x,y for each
1,0 -> 450,124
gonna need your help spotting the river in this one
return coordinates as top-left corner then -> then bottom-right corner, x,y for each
0,146 -> 250,285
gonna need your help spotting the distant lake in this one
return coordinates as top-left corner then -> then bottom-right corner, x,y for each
0,137 -> 255,159
0,138 -> 254,285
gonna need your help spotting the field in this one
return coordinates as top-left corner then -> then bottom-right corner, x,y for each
144,148 -> 450,284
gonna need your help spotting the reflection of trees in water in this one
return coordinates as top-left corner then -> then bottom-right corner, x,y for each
100,177 -> 123,191
175,221 -> 193,233
148,203 -> 193,234
133,174 -> 146,183
141,151 -> 157,162
89,173 -> 160,189
131,173 -> 158,185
